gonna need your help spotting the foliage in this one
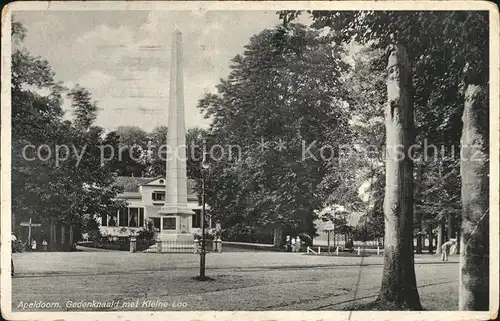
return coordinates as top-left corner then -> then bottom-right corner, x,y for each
136,228 -> 155,241
278,9 -> 489,309
11,19 -> 124,233
197,24 -> 353,239
67,85 -> 99,131
278,11 -> 488,225
220,224 -> 274,244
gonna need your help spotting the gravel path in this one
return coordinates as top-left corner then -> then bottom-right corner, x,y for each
11,251 -> 460,311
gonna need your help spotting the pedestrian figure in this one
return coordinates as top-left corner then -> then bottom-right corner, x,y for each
285,235 -> 291,252
441,239 -> 456,261
42,239 -> 48,251
347,238 -> 354,251
294,236 -> 301,252
31,239 -> 37,251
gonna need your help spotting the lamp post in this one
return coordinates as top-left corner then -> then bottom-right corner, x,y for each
331,207 -> 336,248
199,152 -> 210,279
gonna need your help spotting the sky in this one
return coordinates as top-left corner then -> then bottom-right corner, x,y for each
14,10 -> 294,132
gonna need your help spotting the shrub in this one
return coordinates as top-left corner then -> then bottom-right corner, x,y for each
137,229 -> 155,241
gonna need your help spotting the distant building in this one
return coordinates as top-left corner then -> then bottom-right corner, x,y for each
98,176 -> 214,237
313,205 -> 361,246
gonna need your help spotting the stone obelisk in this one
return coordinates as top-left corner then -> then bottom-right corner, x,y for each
158,30 -> 194,248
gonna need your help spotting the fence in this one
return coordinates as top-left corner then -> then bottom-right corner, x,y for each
151,239 -> 222,253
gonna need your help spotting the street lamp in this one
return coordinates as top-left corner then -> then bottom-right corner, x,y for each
199,151 -> 210,279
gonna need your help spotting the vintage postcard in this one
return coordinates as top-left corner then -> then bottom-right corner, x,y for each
1,1 -> 498,320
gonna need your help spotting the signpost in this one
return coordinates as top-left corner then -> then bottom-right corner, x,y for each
20,218 -> 42,242
323,222 -> 335,255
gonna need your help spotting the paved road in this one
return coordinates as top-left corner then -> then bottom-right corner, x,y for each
11,251 -> 460,311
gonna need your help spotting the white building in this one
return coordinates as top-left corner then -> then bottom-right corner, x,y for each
98,176 -> 214,238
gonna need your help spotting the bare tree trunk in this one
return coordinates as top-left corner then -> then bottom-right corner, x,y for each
436,221 -> 444,254
447,212 -> 453,240
459,81 -> 489,311
416,222 -> 423,254
378,45 -> 422,309
273,226 -> 283,248
12,212 -> 16,233
427,222 -> 434,254
52,223 -> 57,250
61,225 -> 66,246
69,225 -> 74,247
455,228 -> 461,254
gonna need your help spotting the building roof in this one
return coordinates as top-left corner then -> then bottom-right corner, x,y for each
115,176 -> 198,198
117,191 -> 142,199
115,176 -> 152,192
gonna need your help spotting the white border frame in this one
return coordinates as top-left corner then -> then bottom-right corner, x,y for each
1,1 -> 498,321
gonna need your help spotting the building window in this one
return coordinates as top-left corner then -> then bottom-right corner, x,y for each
109,215 -> 117,226
159,179 -> 164,184
139,208 -> 144,227
129,208 -> 138,227
162,217 -> 176,230
152,191 -> 166,201
101,213 -> 108,226
119,209 -> 129,227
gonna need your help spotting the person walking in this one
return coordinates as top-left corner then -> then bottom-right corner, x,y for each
294,236 -> 301,252
285,235 -> 291,252
441,239 -> 456,261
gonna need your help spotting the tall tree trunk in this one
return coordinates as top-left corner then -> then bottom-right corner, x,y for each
51,223 -> 57,250
12,212 -> 16,233
415,161 -> 425,254
459,79 -> 489,311
427,222 -> 434,254
378,45 -> 422,309
447,212 -> 453,241
273,226 -> 283,248
455,228 -> 461,254
436,221 -> 444,254
416,222 -> 423,254
61,225 -> 66,246
69,225 -> 74,247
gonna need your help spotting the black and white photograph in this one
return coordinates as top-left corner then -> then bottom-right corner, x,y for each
1,1 -> 498,320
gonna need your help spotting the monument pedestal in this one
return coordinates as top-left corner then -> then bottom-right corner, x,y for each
156,205 -> 195,252
156,233 -> 194,253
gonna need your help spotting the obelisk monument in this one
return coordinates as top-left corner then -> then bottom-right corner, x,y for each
158,30 -> 194,248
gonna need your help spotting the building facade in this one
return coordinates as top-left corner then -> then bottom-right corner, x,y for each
98,176 -> 213,238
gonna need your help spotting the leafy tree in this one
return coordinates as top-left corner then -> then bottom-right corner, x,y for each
279,10 -> 489,310
11,19 -> 124,243
198,24 -> 352,245
67,85 -> 98,131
